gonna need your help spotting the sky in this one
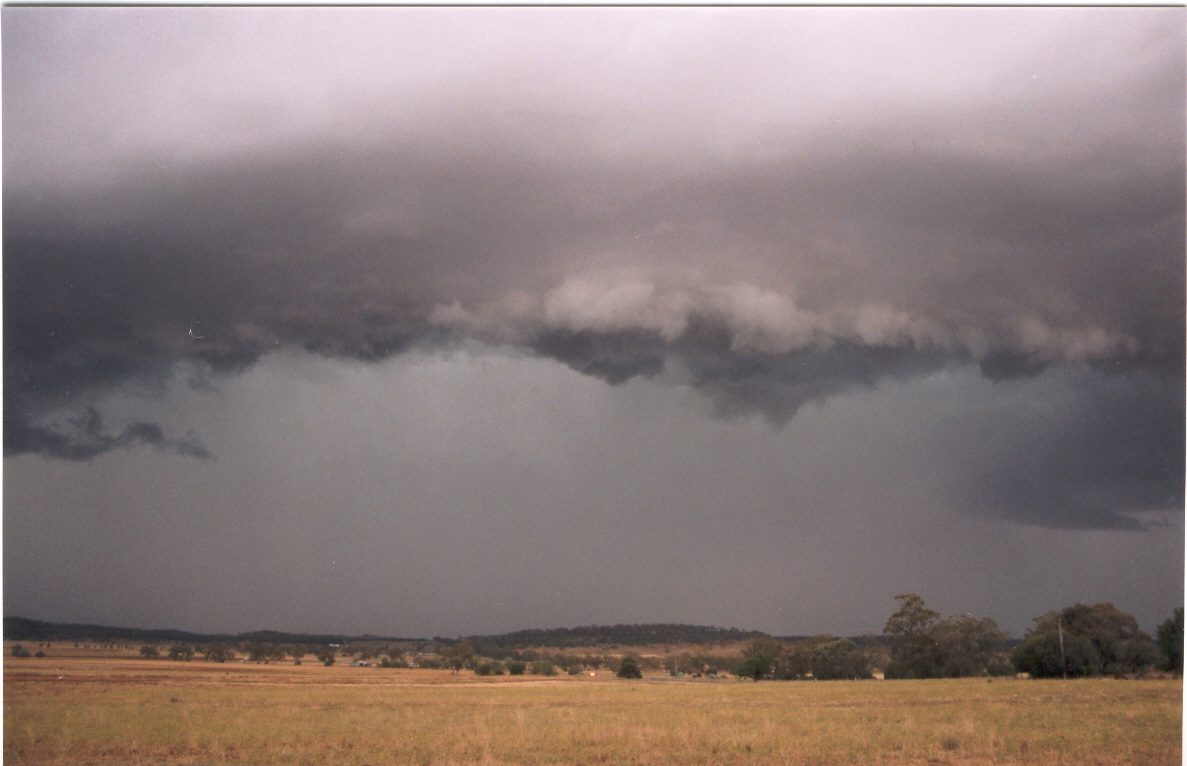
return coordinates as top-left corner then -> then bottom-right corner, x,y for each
3,7 -> 1183,639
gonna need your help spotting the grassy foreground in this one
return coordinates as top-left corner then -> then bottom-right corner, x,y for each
4,654 -> 1181,765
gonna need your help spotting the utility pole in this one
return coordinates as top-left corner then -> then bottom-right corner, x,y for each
1057,617 -> 1067,680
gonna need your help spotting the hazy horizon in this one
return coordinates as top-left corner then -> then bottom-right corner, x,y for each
4,7 -> 1183,641
2,600 -> 1174,642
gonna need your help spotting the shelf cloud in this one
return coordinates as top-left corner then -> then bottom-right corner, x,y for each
2,7 -> 1182,634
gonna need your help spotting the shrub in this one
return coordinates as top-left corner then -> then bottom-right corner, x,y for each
1012,633 -> 1100,678
475,661 -> 504,676
1108,638 -> 1163,677
811,639 -> 872,680
1157,608 -> 1183,675
530,659 -> 557,676
616,655 -> 643,679
734,638 -> 783,681
1016,603 -> 1159,678
139,645 -> 160,659
247,643 -> 286,663
168,644 -> 195,661
506,660 -> 526,675
11,645 -> 31,658
203,644 -> 234,663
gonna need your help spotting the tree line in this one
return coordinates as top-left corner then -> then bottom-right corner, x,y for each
731,595 -> 1182,681
463,623 -> 764,653
9,599 -> 1182,680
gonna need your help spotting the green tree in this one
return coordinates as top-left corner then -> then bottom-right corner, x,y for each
1113,636 -> 1163,675
506,660 -> 526,676
444,640 -> 475,673
811,639 -> 872,680
203,643 -> 234,663
734,637 -> 783,681
1013,603 -> 1160,677
1156,607 -> 1183,675
1013,631 -> 1100,678
138,644 -> 160,659
778,641 -> 817,680
247,643 -> 285,663
475,660 -> 504,676
168,644 -> 195,661
316,647 -> 336,666
530,659 -> 557,676
883,594 -> 942,678
685,652 -> 713,676
11,644 -> 31,658
933,615 -> 1005,677
616,655 -> 643,679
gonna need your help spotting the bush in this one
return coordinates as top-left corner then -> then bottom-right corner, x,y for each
568,664 -> 584,676
1017,603 -> 1159,678
734,638 -> 783,681
203,644 -> 234,663
530,659 -> 557,676
1107,638 -> 1163,676
1157,608 -> 1184,675
506,660 -> 526,675
475,661 -> 505,676
139,645 -> 160,659
11,645 -> 31,658
811,639 -> 872,680
247,643 -> 286,663
616,655 -> 643,679
1012,633 -> 1100,678
168,644 -> 195,661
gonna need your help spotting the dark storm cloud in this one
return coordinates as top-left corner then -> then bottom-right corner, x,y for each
3,7 -> 1183,530
7,406 -> 210,462
529,330 -> 668,386
672,326 -> 958,424
946,371 -> 1184,531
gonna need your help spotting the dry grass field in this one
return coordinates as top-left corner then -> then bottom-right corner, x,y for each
3,648 -> 1181,766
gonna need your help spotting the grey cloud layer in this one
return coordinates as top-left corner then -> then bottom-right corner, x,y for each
3,8 -> 1183,530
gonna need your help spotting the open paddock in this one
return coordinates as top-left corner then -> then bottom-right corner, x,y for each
4,654 -> 1181,765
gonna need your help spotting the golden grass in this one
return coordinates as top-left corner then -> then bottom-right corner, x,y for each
4,654 -> 1181,765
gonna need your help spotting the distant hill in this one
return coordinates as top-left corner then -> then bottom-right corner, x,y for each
8,617 -> 921,652
776,634 -> 889,647
2,616 -> 419,646
464,623 -> 767,651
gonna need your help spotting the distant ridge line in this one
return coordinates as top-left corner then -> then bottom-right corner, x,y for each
2,616 -> 424,646
4,616 -> 898,649
5,617 -> 771,648
463,623 -> 769,649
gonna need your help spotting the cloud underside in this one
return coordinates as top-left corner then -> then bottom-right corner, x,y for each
5,134 -> 1183,531
3,9 -> 1183,531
